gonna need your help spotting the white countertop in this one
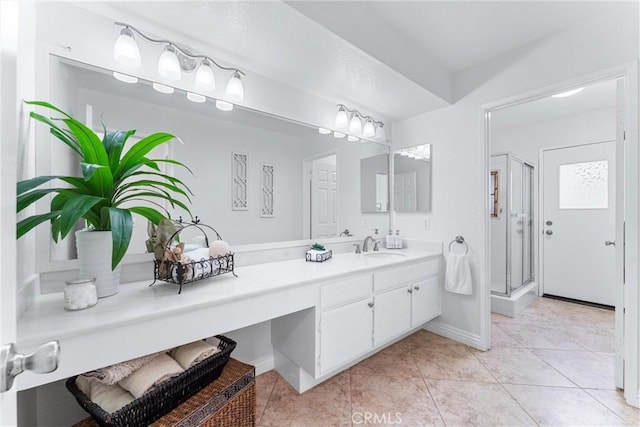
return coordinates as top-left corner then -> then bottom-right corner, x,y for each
16,247 -> 440,389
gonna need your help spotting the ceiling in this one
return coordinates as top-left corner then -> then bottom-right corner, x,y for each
491,79 -> 617,131
76,1 -> 630,122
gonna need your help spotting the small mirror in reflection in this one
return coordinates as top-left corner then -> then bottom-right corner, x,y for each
394,144 -> 432,213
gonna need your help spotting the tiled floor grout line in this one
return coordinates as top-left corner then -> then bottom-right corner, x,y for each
406,349 -> 448,427
526,348 -> 582,388
257,375 -> 277,426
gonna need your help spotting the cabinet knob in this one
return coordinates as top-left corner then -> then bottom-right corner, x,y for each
407,289 -> 413,294
367,302 -> 374,308
414,286 -> 420,291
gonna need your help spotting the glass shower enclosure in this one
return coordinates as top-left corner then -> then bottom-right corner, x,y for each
490,153 -> 534,295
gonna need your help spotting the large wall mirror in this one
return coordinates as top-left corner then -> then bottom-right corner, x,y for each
41,55 -> 390,265
393,144 -> 432,213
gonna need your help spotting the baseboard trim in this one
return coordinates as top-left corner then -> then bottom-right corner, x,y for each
424,320 -> 483,350
248,355 -> 274,376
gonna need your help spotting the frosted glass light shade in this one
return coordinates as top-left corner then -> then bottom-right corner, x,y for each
335,108 -> 348,129
362,119 -> 376,137
375,124 -> 386,140
152,82 -> 174,94
158,46 -> 181,81
347,135 -> 359,142
187,92 -> 206,103
225,71 -> 244,101
113,28 -> 141,67
112,71 -> 138,84
195,61 -> 215,92
318,127 -> 331,134
349,114 -> 362,133
333,131 -> 346,138
216,100 -> 234,111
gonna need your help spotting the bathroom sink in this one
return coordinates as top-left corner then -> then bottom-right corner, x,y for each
364,252 -> 407,258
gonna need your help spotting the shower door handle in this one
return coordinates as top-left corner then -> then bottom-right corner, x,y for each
605,240 -> 616,246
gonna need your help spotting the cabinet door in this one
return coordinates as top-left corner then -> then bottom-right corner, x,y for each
373,286 -> 411,346
411,277 -> 441,327
320,299 -> 373,375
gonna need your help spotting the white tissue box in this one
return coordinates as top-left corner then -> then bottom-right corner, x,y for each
305,249 -> 332,262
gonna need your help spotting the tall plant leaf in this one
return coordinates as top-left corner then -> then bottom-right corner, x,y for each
18,188 -> 64,212
17,211 -> 61,239
128,206 -> 166,225
60,195 -> 105,238
17,176 -> 61,195
108,208 -> 132,270
115,133 -> 175,178
104,129 -> 136,172
29,112 -> 81,155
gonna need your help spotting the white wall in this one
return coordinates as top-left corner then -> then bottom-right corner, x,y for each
493,107 -> 616,163
392,4 -> 638,346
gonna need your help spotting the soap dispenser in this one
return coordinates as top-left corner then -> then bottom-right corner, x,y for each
394,230 -> 403,249
386,230 -> 393,249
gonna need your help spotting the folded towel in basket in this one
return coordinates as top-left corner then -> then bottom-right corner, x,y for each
76,375 -> 135,413
169,339 -> 220,370
82,351 -> 165,385
119,354 -> 184,398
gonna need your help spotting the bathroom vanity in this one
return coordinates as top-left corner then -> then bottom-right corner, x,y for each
15,247 -> 441,393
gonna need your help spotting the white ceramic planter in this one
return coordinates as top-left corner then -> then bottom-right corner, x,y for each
75,229 -> 121,298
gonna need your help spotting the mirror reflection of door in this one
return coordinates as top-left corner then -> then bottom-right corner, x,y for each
311,155 -> 338,238
394,171 -> 417,212
375,173 -> 389,211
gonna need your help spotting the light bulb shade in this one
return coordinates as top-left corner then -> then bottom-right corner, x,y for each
362,119 -> 376,137
349,114 -> 362,133
225,71 -> 244,101
152,82 -> 174,94
158,45 -> 181,81
335,107 -> 348,129
318,127 -> 331,134
195,61 -> 215,91
113,28 -> 141,67
112,71 -> 138,84
347,135 -> 359,142
216,100 -> 234,111
375,124 -> 386,140
333,131 -> 346,139
187,92 -> 206,103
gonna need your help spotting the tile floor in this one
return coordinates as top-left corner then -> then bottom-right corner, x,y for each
255,297 -> 640,426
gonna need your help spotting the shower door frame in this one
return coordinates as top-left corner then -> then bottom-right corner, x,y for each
491,152 -> 535,297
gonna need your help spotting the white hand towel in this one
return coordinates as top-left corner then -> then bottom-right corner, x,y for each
169,340 -> 219,370
76,375 -> 135,413
445,252 -> 473,295
118,354 -> 184,398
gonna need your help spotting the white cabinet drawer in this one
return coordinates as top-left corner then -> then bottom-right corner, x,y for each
374,259 -> 440,293
321,274 -> 372,309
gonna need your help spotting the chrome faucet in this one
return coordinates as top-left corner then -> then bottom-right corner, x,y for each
362,236 -> 376,252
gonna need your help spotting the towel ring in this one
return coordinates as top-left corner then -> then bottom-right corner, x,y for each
448,235 -> 469,254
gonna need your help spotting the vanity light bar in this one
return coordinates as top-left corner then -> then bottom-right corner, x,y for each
113,22 -> 246,101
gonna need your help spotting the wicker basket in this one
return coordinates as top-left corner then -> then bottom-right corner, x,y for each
66,336 -> 236,427
150,222 -> 238,294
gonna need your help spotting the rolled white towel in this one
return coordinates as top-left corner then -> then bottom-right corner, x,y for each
118,354 -> 184,398
169,340 -> 219,370
76,375 -> 135,413
187,247 -> 210,261
82,351 -> 164,385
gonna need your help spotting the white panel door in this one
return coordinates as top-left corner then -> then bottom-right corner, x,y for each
320,299 -> 372,375
0,1 -> 18,421
542,141 -> 616,305
312,161 -> 337,238
373,286 -> 411,346
393,171 -> 417,212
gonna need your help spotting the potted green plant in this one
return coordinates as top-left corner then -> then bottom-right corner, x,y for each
17,101 -> 192,297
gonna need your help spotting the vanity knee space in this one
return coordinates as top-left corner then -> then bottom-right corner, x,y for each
272,258 -> 441,392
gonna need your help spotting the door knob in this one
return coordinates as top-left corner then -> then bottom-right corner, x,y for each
367,302 -> 374,308
414,286 -> 420,291
0,341 -> 60,392
605,240 -> 616,246
407,289 -> 413,294
545,230 -> 553,235
546,220 -> 553,226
